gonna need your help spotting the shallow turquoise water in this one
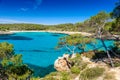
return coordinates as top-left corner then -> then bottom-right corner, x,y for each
0,32 -> 67,66
0,32 -> 114,77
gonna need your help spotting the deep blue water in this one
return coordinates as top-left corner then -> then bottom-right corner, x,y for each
0,32 -> 114,77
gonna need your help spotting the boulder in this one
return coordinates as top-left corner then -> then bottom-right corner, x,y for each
54,54 -> 72,71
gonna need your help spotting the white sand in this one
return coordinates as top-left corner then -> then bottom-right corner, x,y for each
10,30 -> 93,36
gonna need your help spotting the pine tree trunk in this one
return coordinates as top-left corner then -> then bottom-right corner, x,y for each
100,38 -> 114,67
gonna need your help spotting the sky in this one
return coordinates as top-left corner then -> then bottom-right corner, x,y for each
0,0 -> 117,25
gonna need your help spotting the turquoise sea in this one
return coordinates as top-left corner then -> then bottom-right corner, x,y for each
0,32 -> 114,77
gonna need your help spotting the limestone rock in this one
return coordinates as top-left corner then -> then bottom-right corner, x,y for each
81,55 -> 91,63
54,54 -> 72,71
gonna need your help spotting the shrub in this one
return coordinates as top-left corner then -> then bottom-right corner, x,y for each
60,71 -> 70,80
68,53 -> 89,79
71,66 -> 80,75
41,72 -> 59,80
103,72 -> 116,80
31,77 -> 40,80
7,65 -> 33,80
69,53 -> 87,71
82,51 -> 95,59
69,53 -> 82,66
42,76 -> 56,80
79,62 -> 87,71
48,72 -> 58,76
114,62 -> 120,67
80,67 -> 105,80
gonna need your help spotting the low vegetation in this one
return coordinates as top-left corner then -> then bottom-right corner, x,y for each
80,67 -> 105,80
103,72 -> 116,80
0,0 -> 120,80
71,66 -> 80,74
40,53 -> 113,80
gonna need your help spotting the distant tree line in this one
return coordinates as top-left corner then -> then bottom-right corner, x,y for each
0,2 -> 120,34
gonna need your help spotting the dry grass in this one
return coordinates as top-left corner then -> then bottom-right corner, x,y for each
103,72 -> 116,80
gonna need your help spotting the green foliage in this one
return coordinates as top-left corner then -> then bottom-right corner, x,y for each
111,0 -> 120,19
91,11 -> 109,24
60,71 -> 70,80
47,72 -> 58,76
0,67 -> 8,80
42,76 -> 56,80
80,67 -> 105,80
41,71 -> 71,80
42,72 -> 59,80
0,10 -> 115,33
0,42 -> 14,59
10,54 -> 23,66
114,62 -> 120,67
66,34 -> 92,45
110,0 -> 120,32
69,53 -> 81,64
0,17 -> 113,33
31,77 -> 40,80
114,41 -> 120,48
58,34 -> 85,46
1,54 -> 23,67
0,24 -> 47,31
84,11 -> 110,30
104,22 -> 113,31
1,58 -> 11,67
69,54 -> 87,70
0,42 -> 33,80
0,26 -> 9,31
82,51 -> 95,59
7,65 -> 33,80
0,23 -> 79,31
57,34 -> 93,54
103,72 -> 116,80
69,53 -> 88,77
71,66 -> 80,74
110,19 -> 120,32
1,54 -> 33,79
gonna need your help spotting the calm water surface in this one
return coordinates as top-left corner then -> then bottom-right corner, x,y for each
0,32 -> 114,77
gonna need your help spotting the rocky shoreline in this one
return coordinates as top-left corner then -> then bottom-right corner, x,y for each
53,53 -> 120,80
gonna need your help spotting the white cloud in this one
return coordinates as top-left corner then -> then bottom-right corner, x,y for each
0,18 -> 29,24
19,8 -> 29,11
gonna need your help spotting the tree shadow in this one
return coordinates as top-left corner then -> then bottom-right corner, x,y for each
92,51 -> 109,60
26,63 -> 56,77
91,46 -> 120,63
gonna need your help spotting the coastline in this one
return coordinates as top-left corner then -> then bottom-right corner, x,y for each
0,31 -> 13,35
3,30 -> 119,40
9,30 -> 93,36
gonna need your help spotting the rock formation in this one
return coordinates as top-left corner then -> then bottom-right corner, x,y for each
54,54 -> 73,71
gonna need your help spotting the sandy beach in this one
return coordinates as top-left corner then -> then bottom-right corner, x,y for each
0,31 -> 13,35
0,30 -> 93,36
9,30 -> 93,36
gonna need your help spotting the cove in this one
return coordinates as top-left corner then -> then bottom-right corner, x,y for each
0,32 -> 114,77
